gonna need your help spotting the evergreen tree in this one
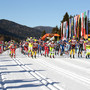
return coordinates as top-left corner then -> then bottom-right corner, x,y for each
0,35 -> 4,41
41,30 -> 46,37
58,27 -> 61,38
52,26 -> 59,34
60,12 -> 69,38
61,12 -> 69,22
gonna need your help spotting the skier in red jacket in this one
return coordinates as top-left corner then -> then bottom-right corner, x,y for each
44,41 -> 49,57
9,41 -> 17,58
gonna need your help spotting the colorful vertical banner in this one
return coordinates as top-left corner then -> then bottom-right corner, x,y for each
71,18 -> 74,38
81,13 -> 84,36
87,10 -> 89,38
69,18 -> 71,38
60,10 -> 89,39
74,17 -> 76,37
63,21 -> 66,39
66,21 -> 68,39
84,12 -> 86,38
75,15 -> 78,37
63,22 -> 64,39
77,15 -> 80,38
61,23 -> 63,39
74,16 -> 78,37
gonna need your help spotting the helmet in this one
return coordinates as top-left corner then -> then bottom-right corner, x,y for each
52,41 -> 54,43
73,36 -> 75,38
11,42 -> 13,44
88,38 -> 90,41
47,41 -> 49,43
57,41 -> 59,43
34,39 -> 37,42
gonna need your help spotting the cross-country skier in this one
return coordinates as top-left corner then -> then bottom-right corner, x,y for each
49,41 -> 55,58
44,41 -> 49,57
69,36 -> 77,58
24,41 -> 28,55
32,39 -> 38,58
64,41 -> 70,55
38,42 -> 42,56
0,41 -> 3,54
54,41 -> 60,56
41,41 -> 45,56
78,36 -> 84,57
28,39 -> 33,57
8,41 -> 17,58
60,40 -> 64,56
85,38 -> 90,58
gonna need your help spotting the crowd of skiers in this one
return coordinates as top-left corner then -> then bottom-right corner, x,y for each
19,36 -> 90,59
0,36 -> 90,59
0,41 -> 11,53
0,40 -> 18,58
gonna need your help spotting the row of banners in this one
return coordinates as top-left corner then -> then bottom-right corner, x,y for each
61,10 -> 89,39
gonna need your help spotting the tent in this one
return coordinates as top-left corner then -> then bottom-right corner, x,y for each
41,33 -> 60,41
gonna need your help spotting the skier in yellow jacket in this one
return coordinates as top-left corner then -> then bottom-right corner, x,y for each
69,36 -> 77,58
86,38 -> 90,58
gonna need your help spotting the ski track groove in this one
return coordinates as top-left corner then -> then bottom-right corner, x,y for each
43,56 -> 90,74
1,49 -> 90,90
0,73 -> 4,90
12,57 -> 64,90
17,52 -> 90,87
24,55 -> 90,87
39,55 -> 90,75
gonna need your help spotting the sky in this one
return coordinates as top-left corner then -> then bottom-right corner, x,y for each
0,0 -> 90,27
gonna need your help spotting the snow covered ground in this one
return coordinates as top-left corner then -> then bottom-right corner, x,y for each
0,48 -> 90,90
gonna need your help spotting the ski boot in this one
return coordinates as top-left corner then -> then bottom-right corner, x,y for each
47,54 -> 49,57
53,55 -> 54,58
11,55 -> 13,58
55,52 -> 56,55
81,55 -> 82,58
28,53 -> 29,57
88,55 -> 89,58
14,55 -> 15,58
50,55 -> 51,58
78,53 -> 79,58
31,54 -> 33,58
70,55 -> 72,58
73,55 -> 75,58
60,53 -> 62,56
31,55 -> 33,58
35,55 -> 36,58
57,53 -> 59,55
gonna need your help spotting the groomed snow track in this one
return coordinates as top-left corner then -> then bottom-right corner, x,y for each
0,49 -> 90,90
12,57 -> 64,90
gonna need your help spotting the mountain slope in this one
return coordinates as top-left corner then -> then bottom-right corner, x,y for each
34,26 -> 53,33
0,19 -> 42,41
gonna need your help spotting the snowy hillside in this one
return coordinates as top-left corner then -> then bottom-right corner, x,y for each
0,49 -> 90,90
